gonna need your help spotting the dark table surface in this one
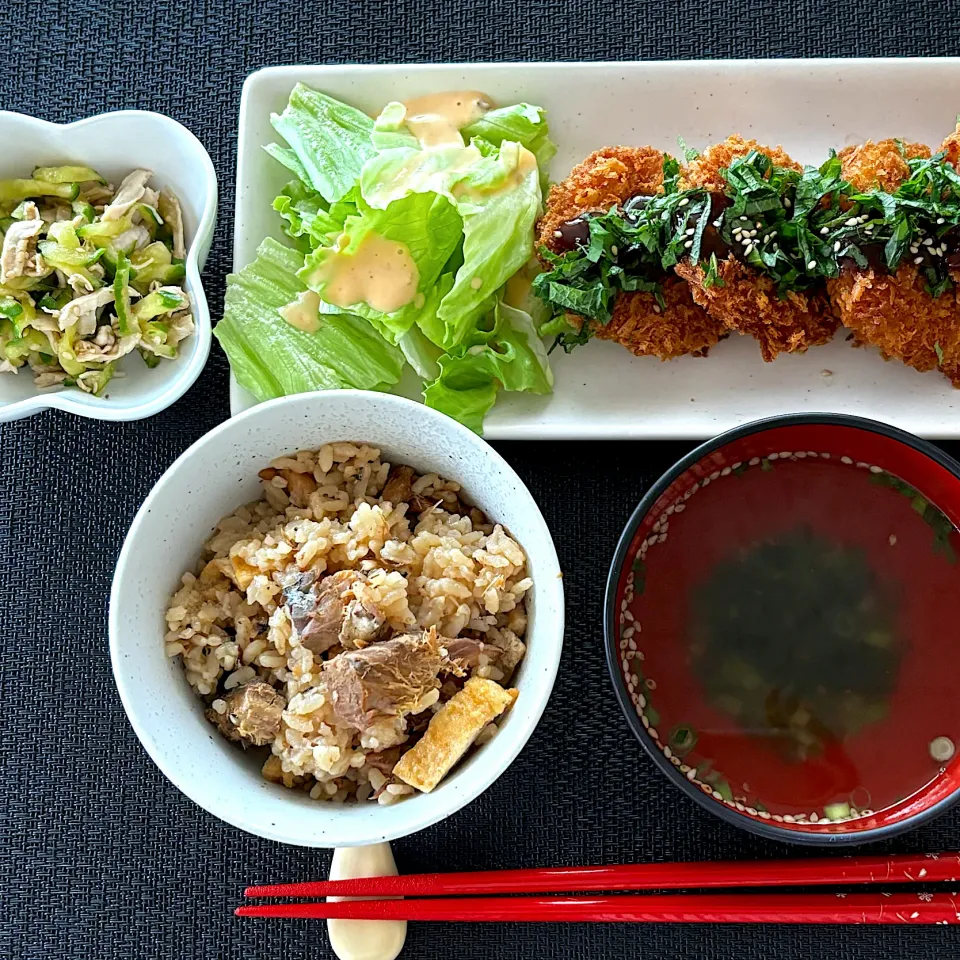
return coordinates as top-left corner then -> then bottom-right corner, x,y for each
4,2 -> 960,957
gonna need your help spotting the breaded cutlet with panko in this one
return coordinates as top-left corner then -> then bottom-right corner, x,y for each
537,146 -> 725,360
827,134 -> 960,386
674,136 -> 838,362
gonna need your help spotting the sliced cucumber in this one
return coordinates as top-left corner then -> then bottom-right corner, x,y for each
0,179 -> 79,202
32,165 -> 106,184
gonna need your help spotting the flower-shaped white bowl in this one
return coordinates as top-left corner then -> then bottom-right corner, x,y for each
0,110 -> 216,422
109,391 -> 565,847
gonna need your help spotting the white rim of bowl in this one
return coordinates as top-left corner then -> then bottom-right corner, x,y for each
109,390 -> 564,845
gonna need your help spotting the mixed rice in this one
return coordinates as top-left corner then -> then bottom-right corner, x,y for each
164,442 -> 531,804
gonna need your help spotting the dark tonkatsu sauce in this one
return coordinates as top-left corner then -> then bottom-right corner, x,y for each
552,217 -> 591,253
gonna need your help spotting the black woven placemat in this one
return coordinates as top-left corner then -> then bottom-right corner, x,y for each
4,2 -> 960,957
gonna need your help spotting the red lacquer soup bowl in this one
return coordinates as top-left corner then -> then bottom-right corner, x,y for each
605,414 -> 960,845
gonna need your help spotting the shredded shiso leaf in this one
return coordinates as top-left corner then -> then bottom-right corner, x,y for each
534,144 -> 960,352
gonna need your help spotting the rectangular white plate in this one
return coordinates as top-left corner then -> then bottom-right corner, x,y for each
233,59 -> 960,438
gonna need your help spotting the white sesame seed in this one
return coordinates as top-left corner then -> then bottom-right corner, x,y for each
755,222 -> 762,229
834,241 -> 841,252
938,217 -> 946,224
820,227 -> 829,235
749,229 -> 757,237
740,216 -> 748,221
683,239 -> 693,248
915,256 -> 924,264
783,197 -> 791,207
807,260 -> 817,269
611,245 -> 619,256
869,464 -> 882,473
864,225 -> 874,233
889,534 -> 897,546
679,198 -> 689,207
652,305 -> 661,314
745,244 -> 755,255
845,217 -> 859,226
553,230 -> 563,238
685,227 -> 695,236
924,238 -> 934,246
763,234 -> 771,243
930,736 -> 955,762
858,215 -> 869,224
910,246 -> 919,254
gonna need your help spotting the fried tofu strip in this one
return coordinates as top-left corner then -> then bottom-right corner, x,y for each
392,678 -> 517,793
677,136 -> 838,360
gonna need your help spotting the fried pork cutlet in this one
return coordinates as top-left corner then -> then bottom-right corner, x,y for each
941,122 -> 960,169
537,146 -> 725,360
826,136 -> 960,386
675,136 -> 838,362
836,138 -> 930,193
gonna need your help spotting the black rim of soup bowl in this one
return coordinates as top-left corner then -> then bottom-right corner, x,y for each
603,412 -> 960,846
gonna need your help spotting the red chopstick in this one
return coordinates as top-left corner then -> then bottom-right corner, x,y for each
236,892 -> 960,924
244,853 -> 960,899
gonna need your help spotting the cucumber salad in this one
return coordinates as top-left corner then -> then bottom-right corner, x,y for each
0,166 -> 193,396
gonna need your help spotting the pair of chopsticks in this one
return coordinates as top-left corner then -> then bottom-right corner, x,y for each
236,853 -> 960,924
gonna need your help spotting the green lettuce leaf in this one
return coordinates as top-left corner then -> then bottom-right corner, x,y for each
273,181 -> 346,252
423,298 -> 552,433
462,103 -> 557,191
215,238 -> 404,401
270,84 -> 376,203
299,192 -> 462,340
360,141 -> 542,349
263,143 -> 311,185
438,152 -> 541,347
371,101 -> 421,151
398,325 -> 442,380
